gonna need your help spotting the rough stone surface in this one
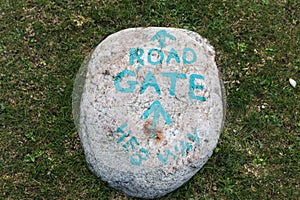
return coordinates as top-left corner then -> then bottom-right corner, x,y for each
72,27 -> 225,199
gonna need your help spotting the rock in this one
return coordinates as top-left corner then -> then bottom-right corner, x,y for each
72,27 -> 225,199
289,78 -> 296,88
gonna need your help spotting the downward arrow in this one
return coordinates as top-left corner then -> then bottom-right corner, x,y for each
141,100 -> 172,129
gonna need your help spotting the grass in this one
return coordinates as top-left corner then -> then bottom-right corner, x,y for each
0,0 -> 299,199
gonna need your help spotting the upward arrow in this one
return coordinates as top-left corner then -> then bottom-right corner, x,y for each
150,30 -> 176,48
141,100 -> 172,129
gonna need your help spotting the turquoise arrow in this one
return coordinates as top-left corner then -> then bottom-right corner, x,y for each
150,30 -> 176,48
141,100 -> 172,130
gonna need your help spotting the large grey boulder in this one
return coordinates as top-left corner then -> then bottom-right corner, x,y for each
72,27 -> 225,199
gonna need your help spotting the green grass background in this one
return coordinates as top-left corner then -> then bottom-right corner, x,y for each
0,0 -> 299,199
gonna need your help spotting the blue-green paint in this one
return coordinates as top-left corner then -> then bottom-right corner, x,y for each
136,65 -> 143,72
141,100 -> 172,129
129,47 -> 196,65
140,71 -> 161,95
189,74 -> 206,101
162,72 -> 187,96
156,128 -> 203,165
157,149 -> 177,165
174,145 -> 179,152
151,133 -> 156,139
139,147 -> 149,156
123,136 -> 139,150
150,30 -> 176,48
114,70 -> 138,93
115,123 -> 150,166
183,48 -> 197,64
114,123 -> 131,143
147,48 -> 164,65
115,71 -> 206,100
187,128 -> 201,146
180,140 -> 193,156
166,48 -> 180,64
129,48 -> 144,66
157,140 -> 193,165
130,148 -> 149,166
